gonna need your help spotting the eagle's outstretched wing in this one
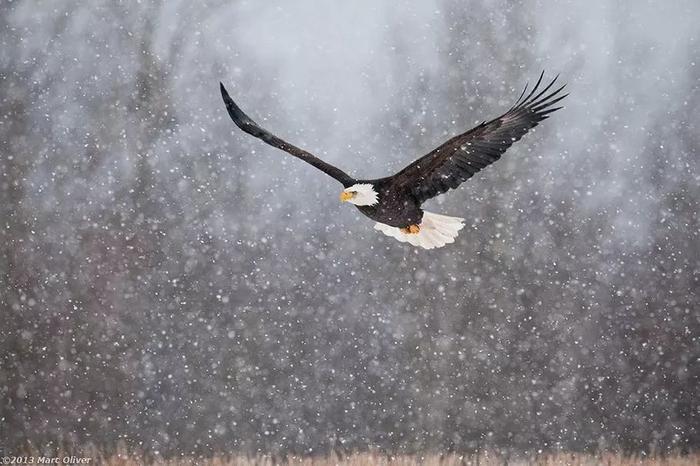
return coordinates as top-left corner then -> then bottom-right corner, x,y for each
220,83 -> 355,187
390,72 -> 567,204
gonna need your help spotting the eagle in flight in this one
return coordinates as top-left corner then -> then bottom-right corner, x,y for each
220,72 -> 566,249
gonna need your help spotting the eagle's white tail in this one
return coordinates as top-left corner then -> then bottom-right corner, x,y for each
374,211 -> 465,249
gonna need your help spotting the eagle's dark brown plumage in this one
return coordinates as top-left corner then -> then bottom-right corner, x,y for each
391,72 -> 567,203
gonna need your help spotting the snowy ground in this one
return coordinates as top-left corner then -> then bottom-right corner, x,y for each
80,451 -> 700,466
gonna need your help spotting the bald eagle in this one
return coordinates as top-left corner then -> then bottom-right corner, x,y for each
220,72 -> 566,249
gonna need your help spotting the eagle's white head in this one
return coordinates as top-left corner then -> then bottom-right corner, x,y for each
340,183 -> 378,206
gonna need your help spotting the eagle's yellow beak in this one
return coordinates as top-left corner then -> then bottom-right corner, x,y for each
340,191 -> 354,202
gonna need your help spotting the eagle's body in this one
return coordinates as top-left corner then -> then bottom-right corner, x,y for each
220,72 -> 567,249
355,180 -> 423,228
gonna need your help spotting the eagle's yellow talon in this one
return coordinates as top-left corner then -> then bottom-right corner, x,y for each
401,224 -> 420,234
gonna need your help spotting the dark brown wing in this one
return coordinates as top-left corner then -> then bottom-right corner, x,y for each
390,72 -> 567,203
220,83 -> 356,187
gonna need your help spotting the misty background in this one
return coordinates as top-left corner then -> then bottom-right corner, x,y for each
1,0 -> 698,457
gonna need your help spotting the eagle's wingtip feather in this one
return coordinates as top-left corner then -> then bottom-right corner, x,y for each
220,82 -> 231,100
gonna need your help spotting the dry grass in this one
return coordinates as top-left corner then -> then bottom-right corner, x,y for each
95,452 -> 699,466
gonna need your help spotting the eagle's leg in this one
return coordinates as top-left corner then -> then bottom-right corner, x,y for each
400,224 -> 421,234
